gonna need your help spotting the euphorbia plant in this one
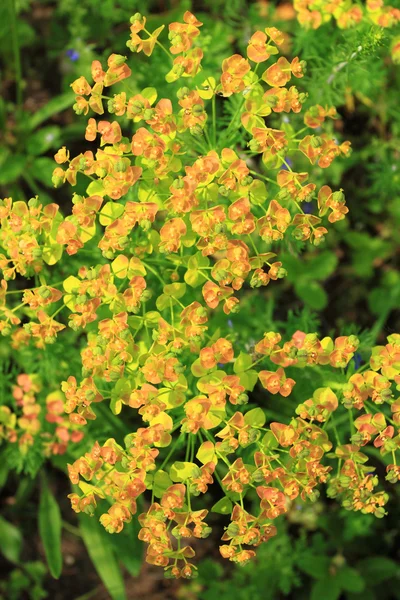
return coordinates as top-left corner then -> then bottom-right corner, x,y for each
1,10 -> 400,581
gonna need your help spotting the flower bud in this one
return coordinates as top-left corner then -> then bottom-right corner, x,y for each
248,139 -> 261,153
241,175 -> 253,186
52,168 -> 65,188
192,104 -> 204,117
332,190 -> 345,203
226,523 -> 240,537
237,393 -> 249,405
141,290 -> 152,302
130,13 -> 142,23
143,108 -> 154,121
39,287 -> 52,299
177,87 -> 190,99
310,136 -> 323,148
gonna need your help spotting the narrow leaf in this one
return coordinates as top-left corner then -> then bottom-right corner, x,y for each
39,479 -> 63,579
78,514 -> 127,600
0,516 -> 22,563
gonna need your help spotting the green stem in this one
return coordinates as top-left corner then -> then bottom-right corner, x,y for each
8,0 -> 23,116
212,93 -> 217,147
249,170 -> 279,186
143,262 -> 165,286
62,520 -> 82,537
159,433 -> 184,471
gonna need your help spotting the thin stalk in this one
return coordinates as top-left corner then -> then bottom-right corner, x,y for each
212,93 -> 217,147
9,0 -> 23,115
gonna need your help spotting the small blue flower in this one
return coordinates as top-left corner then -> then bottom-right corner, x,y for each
227,319 -> 233,329
281,157 -> 293,171
353,352 -> 363,370
303,201 -> 314,214
66,49 -> 80,62
217,363 -> 225,369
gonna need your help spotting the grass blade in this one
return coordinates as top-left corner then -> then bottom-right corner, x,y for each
78,513 -> 127,600
38,477 -> 63,579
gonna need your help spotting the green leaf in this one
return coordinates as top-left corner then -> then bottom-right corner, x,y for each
87,179 -> 106,197
357,557 -> 400,585
29,92 -> 75,130
152,469 -> 173,497
170,461 -> 201,482
249,179 -> 268,205
0,516 -> 22,563
336,567 -> 365,593
239,369 -> 259,391
261,431 -> 278,449
141,87 -> 158,105
311,577 -> 341,600
161,388 -> 186,409
233,352 -> 253,374
143,311 -> 161,327
368,284 -> 400,317
184,268 -> 204,288
244,407 -> 266,428
187,252 -> 210,270
191,358 -> 209,377
110,518 -> 142,577
31,157 -> 56,187
78,514 -> 127,600
63,275 -> 81,293
156,293 -> 171,311
42,238 -> 63,266
163,282 -> 186,298
26,126 -> 61,156
0,455 -> 9,489
196,441 -> 217,464
38,479 -> 62,579
307,252 -> 338,280
297,554 -> 330,579
0,154 -> 27,185
295,280 -> 327,310
99,201 -> 124,226
211,497 -> 233,514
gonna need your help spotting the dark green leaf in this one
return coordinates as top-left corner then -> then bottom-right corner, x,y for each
311,577 -> 341,600
0,516 -> 22,563
26,126 -> 61,156
336,566 -> 365,593
0,154 -> 27,185
296,280 -> 327,310
38,479 -> 62,579
110,519 -> 142,578
78,514 -> 127,600
357,557 -> 400,585
297,554 -> 330,579
28,93 -> 75,130
211,497 -> 233,515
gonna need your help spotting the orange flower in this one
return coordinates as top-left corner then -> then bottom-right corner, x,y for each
159,218 -> 187,253
168,11 -> 202,54
259,367 -> 295,396
221,54 -> 251,96
71,76 -> 91,96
